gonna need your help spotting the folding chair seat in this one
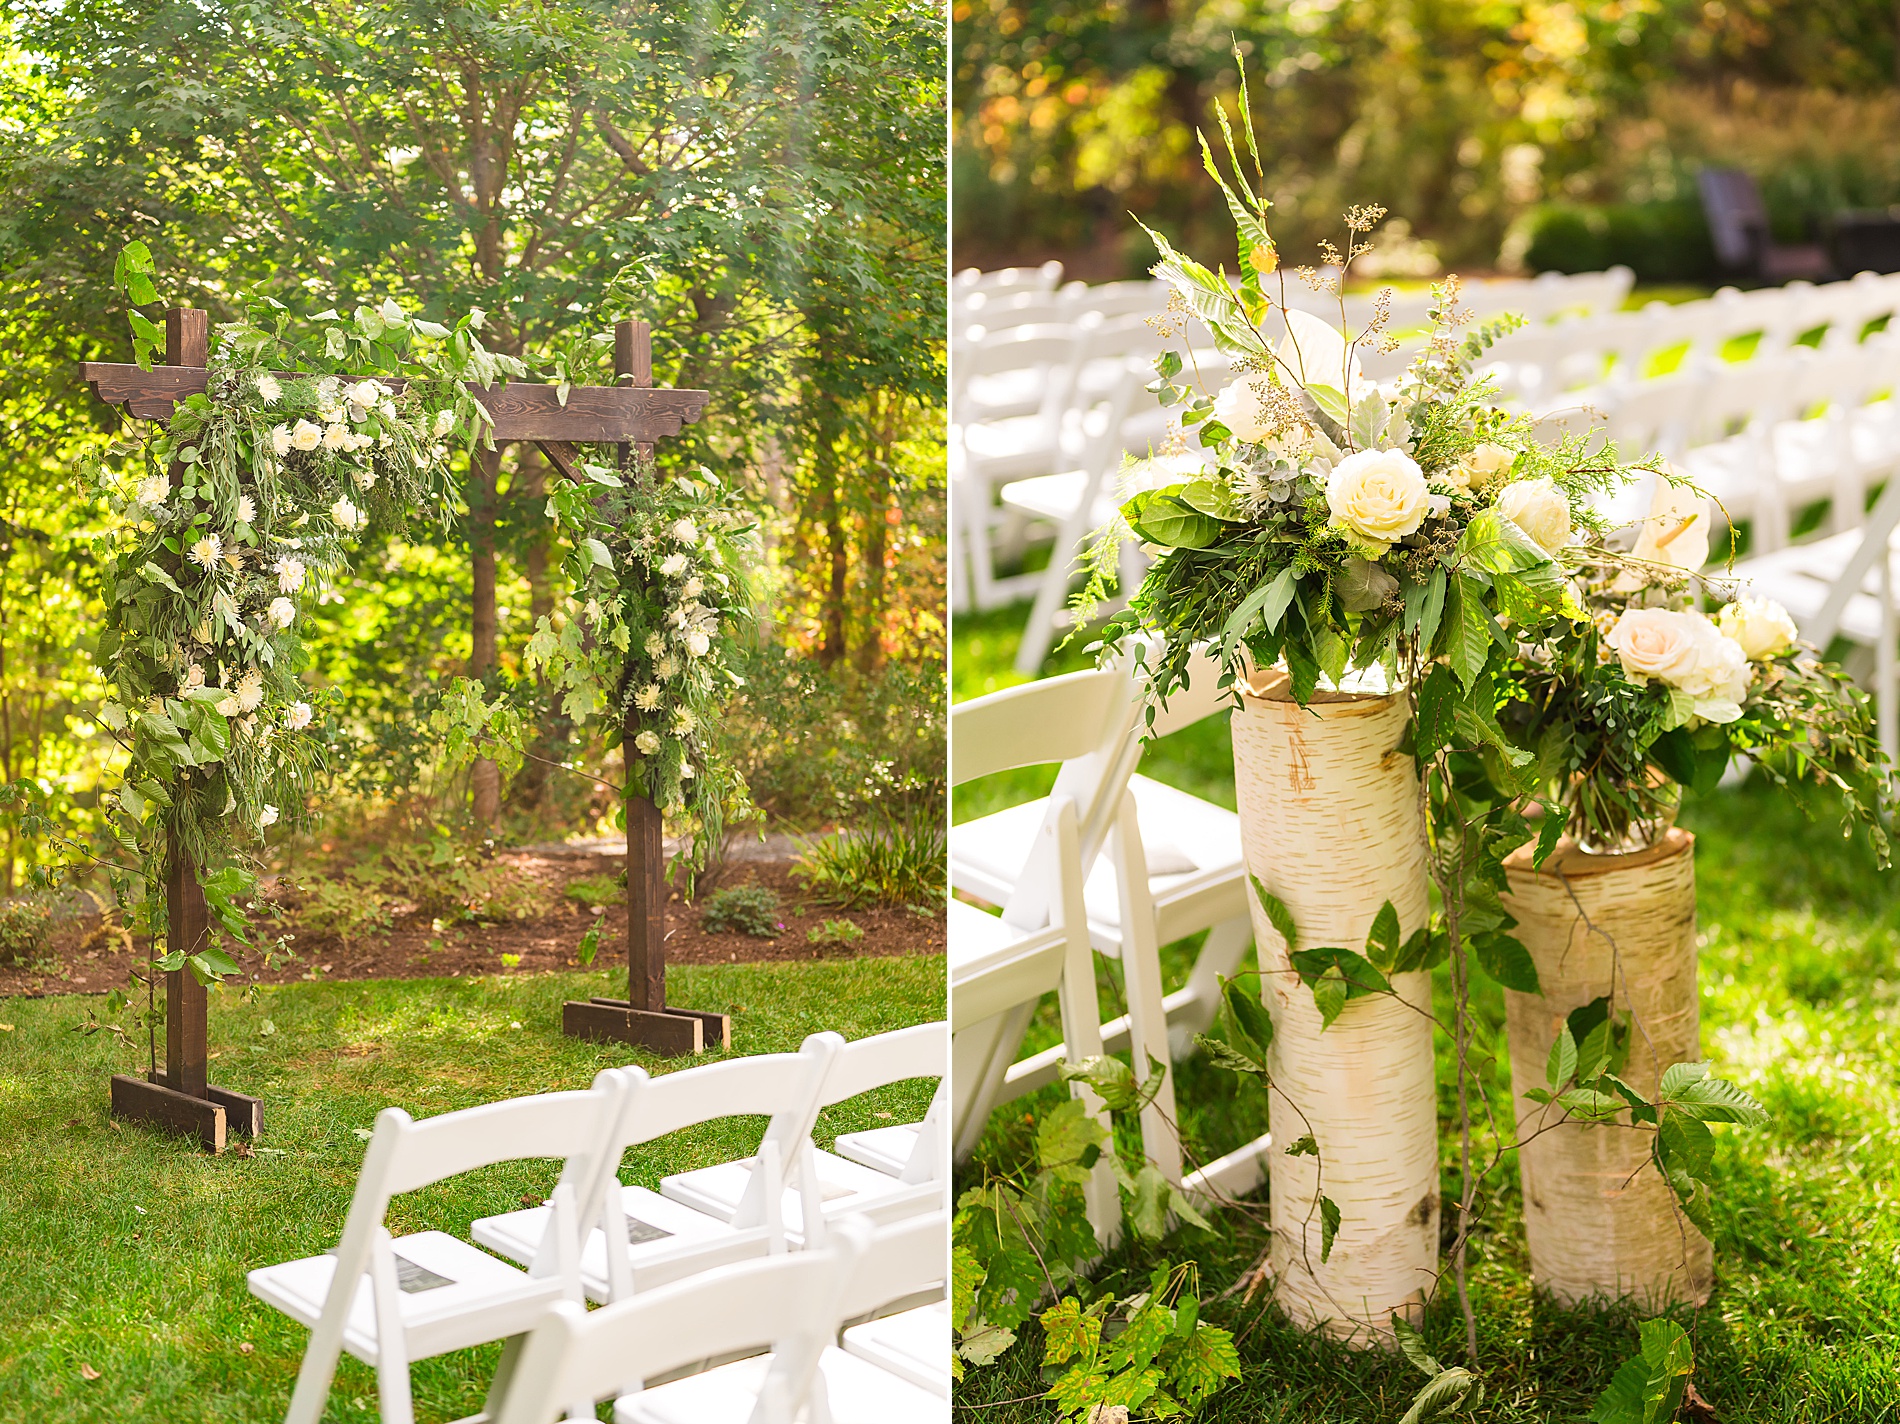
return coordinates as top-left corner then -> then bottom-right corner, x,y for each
841,1301 -> 950,1396
660,1023 -> 947,1241
250,1070 -> 629,1424
472,1036 -> 840,1304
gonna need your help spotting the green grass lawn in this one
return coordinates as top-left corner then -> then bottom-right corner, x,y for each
953,602 -> 1900,1423
0,955 -> 944,1424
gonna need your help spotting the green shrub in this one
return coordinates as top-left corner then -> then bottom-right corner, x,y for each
0,897 -> 52,965
1514,201 -> 1716,284
807,918 -> 865,947
698,885 -> 784,938
794,813 -> 946,909
564,874 -> 624,908
296,865 -> 394,947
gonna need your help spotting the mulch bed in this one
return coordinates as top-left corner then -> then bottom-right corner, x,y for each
0,853 -> 944,1001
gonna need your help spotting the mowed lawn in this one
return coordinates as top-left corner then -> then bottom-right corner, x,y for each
0,955 -> 944,1424
953,603 -> 1900,1423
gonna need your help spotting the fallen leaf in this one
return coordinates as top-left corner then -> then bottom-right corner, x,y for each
79,1364 -> 100,1381
0,1023 -> 13,1032
353,1127 -> 374,1141
873,1111 -> 894,1120
238,1342 -> 254,1355
1683,1381 -> 1720,1421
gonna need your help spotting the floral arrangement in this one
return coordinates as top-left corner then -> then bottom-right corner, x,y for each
528,454 -> 759,875
1504,477 -> 1894,860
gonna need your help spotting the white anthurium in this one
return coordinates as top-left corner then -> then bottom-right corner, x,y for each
1276,308 -> 1363,407
1617,470 -> 1710,591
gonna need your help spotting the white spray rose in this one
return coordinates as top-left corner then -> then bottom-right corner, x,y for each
330,496 -> 362,530
684,630 -> 711,657
634,730 -> 661,755
274,557 -> 307,593
680,576 -> 704,599
1326,448 -> 1430,549
291,420 -> 323,452
1496,476 -> 1572,553
1605,608 -> 1750,722
283,701 -> 313,731
1453,442 -> 1515,492
1212,376 -> 1277,442
266,597 -> 296,629
1717,597 -> 1799,661
433,407 -> 457,438
659,553 -> 689,577
347,379 -> 385,410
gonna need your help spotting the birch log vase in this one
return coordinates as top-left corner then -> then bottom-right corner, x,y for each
1230,673 -> 1438,1345
1500,827 -> 1712,1309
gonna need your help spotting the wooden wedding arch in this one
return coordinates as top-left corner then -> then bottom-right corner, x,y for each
84,308 -> 728,1152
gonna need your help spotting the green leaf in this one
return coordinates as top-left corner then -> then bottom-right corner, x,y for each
1166,1321 -> 1241,1406
1036,1097 -> 1112,1175
1318,1195 -> 1341,1263
1663,1070 -> 1768,1125
1557,1087 -> 1626,1121
1040,1297 -> 1100,1365
1126,492 -> 1223,550
1124,1163 -> 1173,1240
1364,900 -> 1402,973
1472,931 -> 1540,993
957,1319 -> 1016,1368
1443,574 -> 1494,690
1249,875 -> 1297,949
576,920 -> 600,967
1390,1314 -> 1442,1378
1310,964 -> 1347,1029
1457,504 -> 1555,577
1198,128 -> 1273,259
1219,567 -> 1299,667
1220,973 -> 1275,1065
1284,1134 -> 1318,1157
1589,1319 -> 1693,1424
1290,945 -> 1392,1013
1657,1109 -> 1715,1178
1177,478 -> 1244,521
1532,808 -> 1566,868
1398,1368 -> 1481,1424
1546,1025 -> 1578,1095
1414,665 -> 1457,761
951,1245 -> 983,1332
1306,382 -> 1348,425
1140,221 -> 1270,359
1195,1034 -> 1270,1079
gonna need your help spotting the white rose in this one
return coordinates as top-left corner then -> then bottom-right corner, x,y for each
330,496 -> 361,530
680,576 -> 704,599
1453,442 -> 1514,492
270,424 -> 292,457
291,420 -> 323,452
258,804 -> 279,829
659,553 -> 689,577
685,630 -> 711,657
283,701 -> 313,731
136,474 -> 171,506
634,730 -> 661,755
433,407 -> 457,437
1605,608 -> 1750,721
1717,596 -> 1798,661
255,375 -> 283,404
1326,448 -> 1430,548
1496,476 -> 1572,553
1212,376 -> 1276,443
347,379 -> 385,410
266,597 -> 296,629
274,557 -> 306,593
670,518 -> 698,545
235,496 -> 256,525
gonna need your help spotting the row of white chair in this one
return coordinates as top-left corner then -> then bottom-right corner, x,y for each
250,1025 -> 947,1424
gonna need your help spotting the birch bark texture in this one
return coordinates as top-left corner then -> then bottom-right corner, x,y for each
1500,828 -> 1712,1309
1231,677 -> 1439,1345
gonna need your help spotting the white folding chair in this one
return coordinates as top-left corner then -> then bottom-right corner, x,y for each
954,260 -> 1063,302
838,1213 -> 951,1398
250,1071 -> 629,1424
472,1037 -> 840,1305
1728,468 -> 1900,761
950,676 -> 1120,1236
491,1220 -> 934,1424
660,1023 -> 948,1241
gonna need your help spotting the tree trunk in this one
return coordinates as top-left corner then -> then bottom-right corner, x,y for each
1501,829 -> 1712,1309
814,400 -> 848,666
1230,672 -> 1438,1347
514,447 -> 561,810
469,443 -> 502,829
855,395 -> 895,673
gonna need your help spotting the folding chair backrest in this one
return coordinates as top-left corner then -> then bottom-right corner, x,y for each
1605,369 -> 1705,461
1059,279 -> 1167,322
491,1224 -> 872,1424
951,323 -> 1084,426
836,1211 -> 948,1321
818,1022 -> 947,1107
950,667 -> 1129,785
1802,469 -> 1900,647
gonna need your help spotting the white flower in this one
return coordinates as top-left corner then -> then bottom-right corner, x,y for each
656,655 -> 681,680
1605,608 -> 1750,722
679,761 -> 694,780
1496,476 -> 1573,554
266,597 -> 296,629
1212,376 -> 1278,443
379,297 -> 405,323
1326,448 -> 1430,549
672,709 -> 696,734
283,701 -> 313,731
330,496 -> 362,530
379,399 -> 397,420
274,557 -> 307,593
347,379 -> 385,410
235,496 -> 256,525
659,553 -> 689,577
322,422 -> 352,453
680,576 -> 704,599
233,669 -> 265,713
215,694 -> 239,716
684,630 -> 711,657
433,407 -> 457,438
1620,473 -> 1710,589
352,466 -> 377,490
430,443 -> 448,463
1277,307 -> 1363,399
1717,597 -> 1799,661
1452,442 -> 1514,492
634,730 -> 661,755
634,684 -> 662,711
644,633 -> 666,658
255,375 -> 283,404
291,420 -> 323,452
258,804 -> 279,829
185,663 -> 206,689
136,473 -> 171,506
270,424 -> 292,457
188,533 -> 223,570
670,518 -> 699,545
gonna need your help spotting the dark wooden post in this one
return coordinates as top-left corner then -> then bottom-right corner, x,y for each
561,319 -> 730,1057
108,307 -> 263,1151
